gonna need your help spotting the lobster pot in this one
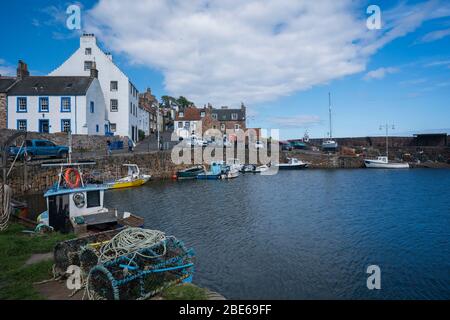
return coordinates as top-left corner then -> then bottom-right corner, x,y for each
87,237 -> 195,300
53,228 -> 123,277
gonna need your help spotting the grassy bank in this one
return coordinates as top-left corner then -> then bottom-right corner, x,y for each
0,224 -> 211,300
0,223 -> 74,299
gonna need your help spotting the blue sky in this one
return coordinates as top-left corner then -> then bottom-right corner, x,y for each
1,0 -> 449,139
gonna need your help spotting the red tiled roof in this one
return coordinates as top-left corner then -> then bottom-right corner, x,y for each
175,107 -> 201,121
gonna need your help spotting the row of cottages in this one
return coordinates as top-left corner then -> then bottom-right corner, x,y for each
1,61 -> 107,135
175,104 -> 247,140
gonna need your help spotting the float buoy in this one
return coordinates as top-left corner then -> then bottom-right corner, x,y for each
64,168 -> 81,188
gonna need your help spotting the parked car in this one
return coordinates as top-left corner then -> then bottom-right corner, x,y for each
9,139 -> 69,161
289,141 -> 307,150
255,141 -> 265,149
280,142 -> 293,151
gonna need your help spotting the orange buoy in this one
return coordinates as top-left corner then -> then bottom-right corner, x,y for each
64,168 -> 81,188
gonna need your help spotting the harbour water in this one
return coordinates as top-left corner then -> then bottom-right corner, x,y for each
26,169 -> 450,299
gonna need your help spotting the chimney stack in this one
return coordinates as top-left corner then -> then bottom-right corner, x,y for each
90,61 -> 99,78
17,60 -> 30,79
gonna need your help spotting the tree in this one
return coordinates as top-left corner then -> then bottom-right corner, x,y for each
176,96 -> 194,109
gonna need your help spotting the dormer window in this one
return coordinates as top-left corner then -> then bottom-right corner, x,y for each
231,113 -> 238,120
179,112 -> 184,118
212,113 -> 217,120
85,48 -> 92,55
200,111 -> 205,117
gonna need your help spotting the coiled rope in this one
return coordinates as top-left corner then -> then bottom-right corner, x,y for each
0,185 -> 12,231
98,228 -> 167,263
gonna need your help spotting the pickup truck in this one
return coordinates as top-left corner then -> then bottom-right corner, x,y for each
9,139 -> 69,161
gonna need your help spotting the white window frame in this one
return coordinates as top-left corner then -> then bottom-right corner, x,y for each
110,81 -> 118,92
111,99 -> 119,112
17,120 -> 27,131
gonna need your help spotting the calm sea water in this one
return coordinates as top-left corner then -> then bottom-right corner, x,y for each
101,169 -> 450,300
26,169 -> 450,299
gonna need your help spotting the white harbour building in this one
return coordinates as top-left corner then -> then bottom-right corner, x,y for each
49,33 -> 142,141
6,62 -> 107,135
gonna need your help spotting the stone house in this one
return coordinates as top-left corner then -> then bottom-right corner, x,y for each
0,76 -> 17,129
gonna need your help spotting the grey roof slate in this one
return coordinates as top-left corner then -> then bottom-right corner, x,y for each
0,77 -> 17,93
6,76 -> 94,96
211,108 -> 246,121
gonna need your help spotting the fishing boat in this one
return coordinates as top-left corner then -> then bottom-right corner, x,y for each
322,93 -> 339,151
176,165 -> 205,180
240,164 -> 270,173
364,156 -> 410,169
255,164 -> 270,173
106,164 -> 151,189
275,158 -> 308,170
240,164 -> 256,173
364,123 -> 409,169
197,162 -> 224,180
37,162 -> 144,235
226,158 -> 244,172
223,165 -> 240,179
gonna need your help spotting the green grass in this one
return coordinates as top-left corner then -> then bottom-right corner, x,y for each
0,223 -> 74,300
162,283 -> 208,300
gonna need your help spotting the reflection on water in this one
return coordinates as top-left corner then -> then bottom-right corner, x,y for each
24,169 -> 450,299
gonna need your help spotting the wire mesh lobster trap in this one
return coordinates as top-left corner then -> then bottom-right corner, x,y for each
85,237 -> 195,300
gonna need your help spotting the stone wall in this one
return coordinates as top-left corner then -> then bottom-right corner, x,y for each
3,151 -> 186,196
0,93 -> 6,129
308,136 -> 416,148
0,129 -> 129,153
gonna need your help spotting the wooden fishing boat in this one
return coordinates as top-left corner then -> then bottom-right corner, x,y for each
197,162 -> 224,180
274,158 -> 308,170
106,164 -> 151,189
176,165 -> 205,180
37,162 -> 145,235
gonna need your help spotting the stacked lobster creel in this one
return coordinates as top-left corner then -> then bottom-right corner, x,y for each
84,231 -> 195,300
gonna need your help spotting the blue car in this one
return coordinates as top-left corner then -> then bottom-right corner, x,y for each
9,139 -> 69,161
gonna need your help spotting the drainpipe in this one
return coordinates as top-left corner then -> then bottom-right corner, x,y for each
75,96 -> 77,134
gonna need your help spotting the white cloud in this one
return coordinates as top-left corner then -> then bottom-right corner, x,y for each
270,115 -> 321,128
364,67 -> 399,80
424,60 -> 450,67
419,28 -> 450,43
0,59 -> 15,76
85,0 -> 450,106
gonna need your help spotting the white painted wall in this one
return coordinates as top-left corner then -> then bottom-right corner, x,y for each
49,34 -> 140,140
7,79 -> 107,135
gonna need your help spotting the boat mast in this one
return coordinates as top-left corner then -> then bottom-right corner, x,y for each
380,123 -> 394,159
328,92 -> 333,139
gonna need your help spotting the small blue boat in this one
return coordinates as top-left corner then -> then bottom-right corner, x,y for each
197,162 -> 224,180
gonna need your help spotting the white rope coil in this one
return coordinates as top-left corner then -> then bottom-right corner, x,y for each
0,185 -> 12,231
98,228 -> 167,263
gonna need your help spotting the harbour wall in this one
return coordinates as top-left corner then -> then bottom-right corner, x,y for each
0,129 -> 129,154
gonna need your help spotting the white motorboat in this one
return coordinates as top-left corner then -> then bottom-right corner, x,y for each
255,164 -> 270,173
226,158 -> 244,172
364,156 -> 409,169
275,158 -> 308,170
224,166 -> 240,179
364,123 -> 409,169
